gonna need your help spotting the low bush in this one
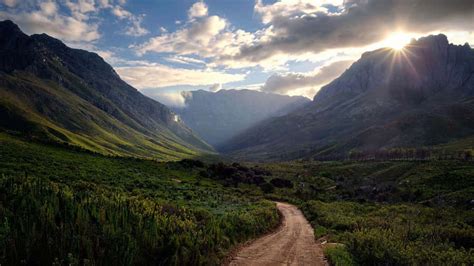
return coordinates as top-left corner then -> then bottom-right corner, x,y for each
324,245 -> 355,266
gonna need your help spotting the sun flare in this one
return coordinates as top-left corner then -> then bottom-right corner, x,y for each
384,32 -> 412,50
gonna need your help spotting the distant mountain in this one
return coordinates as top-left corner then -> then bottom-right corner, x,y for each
221,34 -> 474,161
0,20 -> 213,160
173,89 -> 310,147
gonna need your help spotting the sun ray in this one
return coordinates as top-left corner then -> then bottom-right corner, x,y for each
384,32 -> 412,50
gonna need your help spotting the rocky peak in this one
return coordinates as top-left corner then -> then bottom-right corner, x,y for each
0,20 -> 23,38
415,34 -> 449,50
314,34 -> 474,106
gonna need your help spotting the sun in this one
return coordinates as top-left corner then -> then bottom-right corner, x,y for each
384,32 -> 412,50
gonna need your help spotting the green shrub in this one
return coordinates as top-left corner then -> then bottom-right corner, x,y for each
324,245 -> 355,266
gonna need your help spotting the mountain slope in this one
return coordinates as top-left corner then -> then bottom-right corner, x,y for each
221,34 -> 474,161
173,89 -> 310,147
0,20 -> 213,160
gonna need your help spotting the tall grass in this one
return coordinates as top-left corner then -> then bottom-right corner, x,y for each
0,175 -> 279,265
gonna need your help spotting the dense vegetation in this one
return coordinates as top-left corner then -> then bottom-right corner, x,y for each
252,160 -> 474,265
302,201 -> 473,265
2,132 -> 474,265
0,134 -> 279,265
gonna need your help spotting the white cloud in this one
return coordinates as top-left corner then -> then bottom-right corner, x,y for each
133,1 -> 257,69
135,15 -> 228,56
95,49 -> 115,60
39,2 -> 57,16
0,9 -> 100,42
111,5 -> 132,19
98,0 -> 110,8
261,60 -> 353,97
188,2 -> 208,18
442,30 -> 474,46
115,63 -> 245,89
124,15 -> 149,36
1,0 -> 17,7
255,0 -> 343,24
110,5 -> 148,36
146,91 -> 189,108
0,0 -> 149,43
0,0 -> 104,43
209,83 -> 222,92
64,0 -> 96,19
165,55 -> 206,65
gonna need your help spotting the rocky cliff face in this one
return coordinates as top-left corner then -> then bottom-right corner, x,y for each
221,34 -> 474,161
0,20 -> 212,159
316,34 -> 474,110
174,89 -> 310,147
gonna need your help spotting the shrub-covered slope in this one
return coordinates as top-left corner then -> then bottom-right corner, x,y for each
0,133 -> 278,265
0,20 -> 213,160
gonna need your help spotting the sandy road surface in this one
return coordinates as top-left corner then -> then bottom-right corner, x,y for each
229,202 -> 327,266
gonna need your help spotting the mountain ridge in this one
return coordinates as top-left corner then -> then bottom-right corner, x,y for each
0,20 -> 213,160
172,88 -> 310,147
221,34 -> 474,161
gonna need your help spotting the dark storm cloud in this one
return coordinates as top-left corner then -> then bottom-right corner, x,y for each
233,0 -> 474,62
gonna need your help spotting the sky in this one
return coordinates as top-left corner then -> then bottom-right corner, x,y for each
1,0 -> 473,106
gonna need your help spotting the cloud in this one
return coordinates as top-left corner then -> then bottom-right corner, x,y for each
115,63 -> 245,89
98,0 -> 110,8
111,5 -> 132,19
1,0 -> 17,7
135,14 -> 229,56
124,15 -> 149,36
0,0 -> 102,43
133,1 -> 256,68
95,49 -> 115,60
110,5 -> 149,36
145,92 -> 187,108
209,83 -> 222,92
261,60 -> 353,96
188,2 -> 208,18
142,91 -> 194,108
231,0 -> 474,63
39,2 -> 58,16
165,55 -> 206,65
64,0 -> 97,20
255,0 -> 343,24
0,0 -> 149,43
0,9 -> 100,42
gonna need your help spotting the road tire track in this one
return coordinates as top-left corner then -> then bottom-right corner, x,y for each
229,202 -> 328,266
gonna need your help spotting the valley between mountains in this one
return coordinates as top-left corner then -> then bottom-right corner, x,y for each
1,19 -> 473,266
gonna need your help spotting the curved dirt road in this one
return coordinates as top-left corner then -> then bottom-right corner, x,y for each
229,202 -> 327,266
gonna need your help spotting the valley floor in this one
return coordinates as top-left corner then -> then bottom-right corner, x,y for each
1,133 -> 473,265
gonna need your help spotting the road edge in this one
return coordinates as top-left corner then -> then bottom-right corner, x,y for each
221,201 -> 285,266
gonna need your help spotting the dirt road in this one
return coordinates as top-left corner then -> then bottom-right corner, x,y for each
229,202 -> 327,266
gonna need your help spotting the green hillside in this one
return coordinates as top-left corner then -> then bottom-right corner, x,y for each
0,20 -> 213,160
